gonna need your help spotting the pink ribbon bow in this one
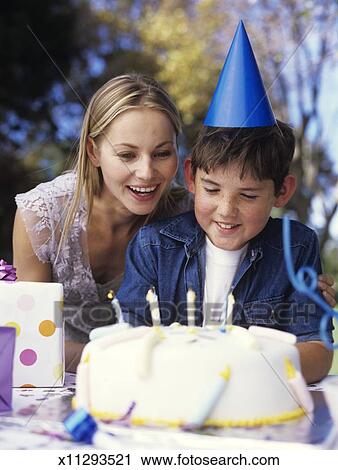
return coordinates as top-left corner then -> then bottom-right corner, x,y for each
0,259 -> 17,282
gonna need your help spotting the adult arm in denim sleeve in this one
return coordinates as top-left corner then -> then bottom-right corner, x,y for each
287,230 -> 334,383
116,230 -> 157,327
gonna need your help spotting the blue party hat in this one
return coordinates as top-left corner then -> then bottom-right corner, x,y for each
204,21 -> 276,128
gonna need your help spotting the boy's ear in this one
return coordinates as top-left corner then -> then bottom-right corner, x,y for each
184,158 -> 196,194
87,137 -> 100,167
274,174 -> 297,208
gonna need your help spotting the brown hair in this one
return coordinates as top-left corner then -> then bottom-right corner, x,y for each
191,121 -> 295,194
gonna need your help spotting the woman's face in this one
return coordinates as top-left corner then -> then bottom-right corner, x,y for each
92,108 -> 178,216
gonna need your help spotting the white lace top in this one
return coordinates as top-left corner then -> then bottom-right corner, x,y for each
15,172 -> 192,342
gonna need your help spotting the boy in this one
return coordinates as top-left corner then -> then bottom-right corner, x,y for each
116,22 -> 334,383
117,122 -> 333,383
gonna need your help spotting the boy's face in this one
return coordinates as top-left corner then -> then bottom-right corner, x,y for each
185,160 -> 296,251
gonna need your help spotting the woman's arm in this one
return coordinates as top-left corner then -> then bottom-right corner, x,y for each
13,209 -> 51,281
296,341 -> 333,384
318,274 -> 336,308
13,209 -> 85,373
65,341 -> 85,373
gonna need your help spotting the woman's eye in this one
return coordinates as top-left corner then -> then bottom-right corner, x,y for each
153,151 -> 171,158
117,153 -> 136,161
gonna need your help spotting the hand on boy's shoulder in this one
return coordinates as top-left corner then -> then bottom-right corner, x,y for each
318,274 -> 337,308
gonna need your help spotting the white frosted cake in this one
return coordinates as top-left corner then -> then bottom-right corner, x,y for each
75,324 -> 313,428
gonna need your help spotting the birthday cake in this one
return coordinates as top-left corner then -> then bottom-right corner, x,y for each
74,324 -> 313,428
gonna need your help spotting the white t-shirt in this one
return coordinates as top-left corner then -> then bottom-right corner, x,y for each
203,237 -> 247,326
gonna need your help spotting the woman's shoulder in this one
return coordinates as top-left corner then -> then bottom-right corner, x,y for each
16,171 -> 77,205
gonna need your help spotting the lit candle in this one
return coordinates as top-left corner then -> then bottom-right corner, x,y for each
187,287 -> 196,327
107,289 -> 123,323
146,286 -> 161,327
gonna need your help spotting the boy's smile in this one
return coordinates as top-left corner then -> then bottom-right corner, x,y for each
185,161 -> 295,251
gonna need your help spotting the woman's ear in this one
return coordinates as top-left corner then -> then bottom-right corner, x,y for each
184,158 -> 196,194
274,174 -> 297,208
86,137 -> 100,168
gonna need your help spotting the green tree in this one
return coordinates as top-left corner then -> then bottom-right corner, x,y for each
0,0 -> 86,259
0,1 -> 159,259
135,0 -> 337,249
138,0 -> 229,145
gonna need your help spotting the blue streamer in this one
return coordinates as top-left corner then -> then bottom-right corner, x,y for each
282,215 -> 337,350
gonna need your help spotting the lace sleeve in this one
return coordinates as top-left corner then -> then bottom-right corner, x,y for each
15,188 -> 55,263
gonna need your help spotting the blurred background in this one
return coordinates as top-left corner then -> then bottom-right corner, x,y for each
1,0 -> 337,277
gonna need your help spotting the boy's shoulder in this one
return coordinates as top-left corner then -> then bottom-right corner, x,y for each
137,211 -> 202,248
259,217 -> 317,251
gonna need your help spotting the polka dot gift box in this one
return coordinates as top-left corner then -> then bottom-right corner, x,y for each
0,281 -> 64,387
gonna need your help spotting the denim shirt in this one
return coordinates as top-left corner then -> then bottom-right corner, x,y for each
117,211 -> 333,342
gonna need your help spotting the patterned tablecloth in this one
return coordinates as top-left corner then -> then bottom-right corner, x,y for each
0,373 -> 80,450
0,374 -> 338,450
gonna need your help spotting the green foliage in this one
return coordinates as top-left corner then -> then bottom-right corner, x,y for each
0,153 -> 41,260
0,0 -> 81,137
137,0 -> 228,145
329,317 -> 338,375
323,248 -> 338,288
136,0 -> 338,250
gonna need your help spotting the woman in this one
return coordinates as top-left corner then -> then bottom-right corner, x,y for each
13,74 -> 336,371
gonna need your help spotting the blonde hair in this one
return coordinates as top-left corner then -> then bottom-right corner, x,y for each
58,74 -> 185,257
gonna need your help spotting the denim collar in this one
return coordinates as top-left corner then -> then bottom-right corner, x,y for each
159,210 -> 276,260
159,211 -> 205,256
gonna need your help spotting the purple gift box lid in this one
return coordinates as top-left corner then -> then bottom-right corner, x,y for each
0,326 -> 16,412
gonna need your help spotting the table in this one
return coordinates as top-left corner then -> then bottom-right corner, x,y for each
0,374 -> 337,450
